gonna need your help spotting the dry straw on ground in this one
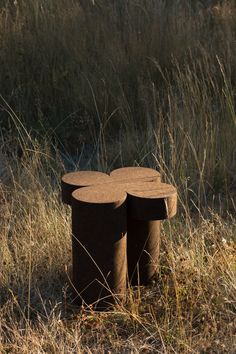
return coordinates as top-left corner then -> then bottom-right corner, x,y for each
0,0 -> 236,353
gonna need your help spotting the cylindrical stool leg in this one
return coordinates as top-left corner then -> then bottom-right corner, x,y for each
110,167 -> 162,286
71,186 -> 127,309
126,182 -> 177,286
127,218 -> 160,285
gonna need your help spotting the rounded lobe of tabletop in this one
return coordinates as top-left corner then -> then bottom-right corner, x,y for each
127,183 -> 177,220
110,167 -> 161,183
61,171 -> 111,205
72,184 -> 127,207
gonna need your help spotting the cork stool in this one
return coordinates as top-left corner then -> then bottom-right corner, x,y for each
61,167 -> 177,308
71,185 -> 127,309
110,167 -> 162,285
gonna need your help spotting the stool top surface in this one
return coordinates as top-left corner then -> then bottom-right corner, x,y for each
110,167 -> 160,181
72,185 -> 127,204
62,171 -> 111,187
127,183 -> 177,199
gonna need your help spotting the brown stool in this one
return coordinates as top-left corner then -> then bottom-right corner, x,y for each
61,167 -> 177,308
127,182 -> 177,285
71,185 -> 127,309
61,171 -> 111,205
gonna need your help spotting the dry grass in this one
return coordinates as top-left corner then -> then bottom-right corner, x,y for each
0,0 -> 236,353
0,144 -> 235,353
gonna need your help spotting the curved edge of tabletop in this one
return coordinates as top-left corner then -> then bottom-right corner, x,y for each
127,182 -> 177,220
71,184 -> 127,208
61,171 -> 111,205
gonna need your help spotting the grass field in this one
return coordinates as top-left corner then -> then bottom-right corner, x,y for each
0,0 -> 236,352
